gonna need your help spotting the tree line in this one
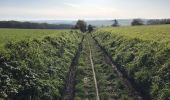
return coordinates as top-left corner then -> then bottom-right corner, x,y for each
0,20 -> 94,32
111,19 -> 170,26
147,19 -> 170,25
131,19 -> 170,26
0,21 -> 74,29
74,18 -> 170,33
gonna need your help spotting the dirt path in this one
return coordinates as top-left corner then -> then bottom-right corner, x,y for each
75,35 -> 133,99
64,34 -> 143,100
87,39 -> 100,100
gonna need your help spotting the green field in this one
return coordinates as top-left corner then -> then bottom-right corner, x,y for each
0,25 -> 170,100
98,25 -> 170,43
0,28 -> 70,51
93,24 -> 170,100
0,30 -> 82,99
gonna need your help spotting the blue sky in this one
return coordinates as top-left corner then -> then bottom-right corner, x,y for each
0,0 -> 170,20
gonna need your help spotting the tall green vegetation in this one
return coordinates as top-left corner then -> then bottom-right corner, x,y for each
0,25 -> 169,100
0,28 -> 70,51
92,25 -> 170,100
0,31 -> 82,99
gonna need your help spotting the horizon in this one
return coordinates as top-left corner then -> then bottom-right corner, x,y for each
1,18 -> 170,22
0,0 -> 170,20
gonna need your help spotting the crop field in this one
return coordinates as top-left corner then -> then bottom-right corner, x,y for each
0,25 -> 170,100
93,24 -> 170,100
0,30 -> 82,99
0,28 -> 70,51
99,25 -> 170,43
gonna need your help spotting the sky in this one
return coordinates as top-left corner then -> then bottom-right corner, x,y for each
0,0 -> 170,20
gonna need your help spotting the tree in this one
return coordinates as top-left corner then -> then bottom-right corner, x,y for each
131,19 -> 144,26
147,19 -> 170,25
87,24 -> 94,33
0,21 -> 73,29
112,19 -> 119,27
75,20 -> 87,33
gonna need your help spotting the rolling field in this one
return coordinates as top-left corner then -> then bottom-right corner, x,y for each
0,30 -> 82,99
93,24 -> 170,100
98,25 -> 170,43
0,25 -> 170,100
0,0 -> 169,99
0,28 -> 70,51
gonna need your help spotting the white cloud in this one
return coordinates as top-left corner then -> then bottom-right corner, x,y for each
0,0 -> 170,20
63,3 -> 81,8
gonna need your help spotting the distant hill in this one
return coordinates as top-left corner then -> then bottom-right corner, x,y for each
0,19 -> 149,28
31,19 -> 135,27
0,21 -> 74,29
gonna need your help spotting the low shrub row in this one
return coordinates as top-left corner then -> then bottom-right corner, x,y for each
0,32 -> 81,100
92,31 -> 170,100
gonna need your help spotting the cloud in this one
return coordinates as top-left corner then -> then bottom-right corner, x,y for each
0,1 -> 120,20
63,2 -> 81,8
1,0 -> 170,20
63,2 -> 118,13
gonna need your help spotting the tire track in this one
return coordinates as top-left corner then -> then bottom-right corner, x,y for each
62,37 -> 84,100
74,37 -> 97,100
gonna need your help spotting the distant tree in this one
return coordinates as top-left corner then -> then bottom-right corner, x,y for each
131,19 -> 144,26
0,21 -> 73,29
75,20 -> 87,33
147,19 -> 170,25
87,24 -> 94,33
112,19 -> 119,27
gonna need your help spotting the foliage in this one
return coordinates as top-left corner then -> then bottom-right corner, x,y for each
0,28 -> 71,51
87,24 -> 94,33
0,31 -> 81,99
75,20 -> 87,33
92,25 -> 170,99
0,24 -> 169,99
